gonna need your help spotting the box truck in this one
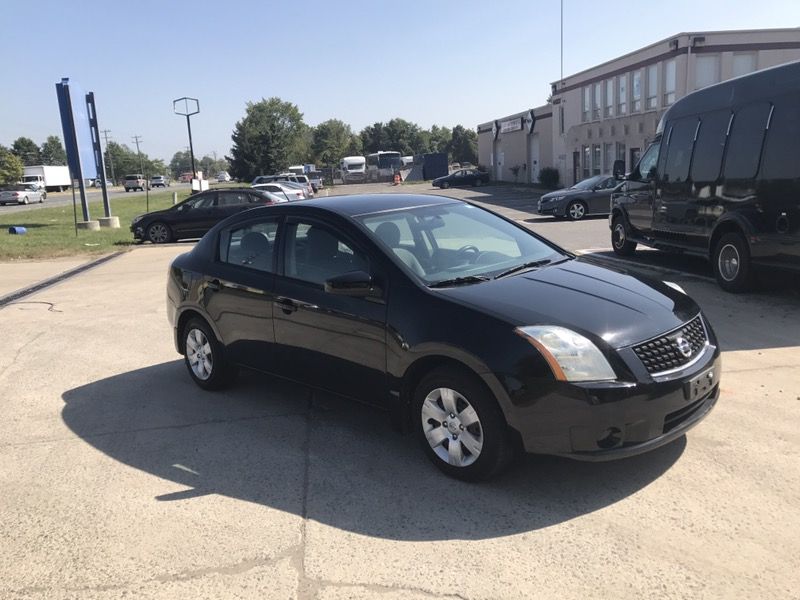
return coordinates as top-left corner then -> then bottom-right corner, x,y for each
21,165 -> 71,193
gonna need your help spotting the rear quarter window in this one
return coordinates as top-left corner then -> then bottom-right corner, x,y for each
723,102 -> 771,181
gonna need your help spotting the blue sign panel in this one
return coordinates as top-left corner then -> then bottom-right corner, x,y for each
55,78 -> 97,180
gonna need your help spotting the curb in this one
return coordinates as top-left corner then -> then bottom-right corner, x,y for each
0,252 -> 126,309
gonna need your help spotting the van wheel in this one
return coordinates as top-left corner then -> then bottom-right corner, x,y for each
414,366 -> 514,481
611,216 -> 637,256
713,232 -> 755,292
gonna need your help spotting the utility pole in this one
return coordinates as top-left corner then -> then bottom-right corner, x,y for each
560,0 -> 564,82
132,135 -> 149,212
100,129 -> 115,183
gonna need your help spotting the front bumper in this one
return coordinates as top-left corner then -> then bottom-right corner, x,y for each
505,342 -> 721,460
131,223 -> 145,240
537,201 -> 565,216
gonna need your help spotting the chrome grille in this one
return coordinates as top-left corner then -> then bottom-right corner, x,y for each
633,316 -> 707,375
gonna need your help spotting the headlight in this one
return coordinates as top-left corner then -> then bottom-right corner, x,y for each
663,281 -> 686,294
515,325 -> 616,382
131,215 -> 144,225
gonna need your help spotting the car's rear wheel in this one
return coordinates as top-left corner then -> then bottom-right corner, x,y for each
611,216 -> 637,256
22,196 -> 29,205
147,222 -> 173,244
183,318 -> 237,390
414,366 -> 514,481
713,232 -> 755,292
441,181 -> 450,189
567,200 -> 587,221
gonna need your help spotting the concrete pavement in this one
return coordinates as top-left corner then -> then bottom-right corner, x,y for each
0,243 -> 798,598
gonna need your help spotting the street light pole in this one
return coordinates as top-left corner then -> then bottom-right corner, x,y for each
173,97 -> 200,182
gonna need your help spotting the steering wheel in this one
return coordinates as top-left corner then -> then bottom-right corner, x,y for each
456,244 -> 481,263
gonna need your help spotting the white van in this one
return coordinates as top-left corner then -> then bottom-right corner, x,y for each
340,156 -> 366,183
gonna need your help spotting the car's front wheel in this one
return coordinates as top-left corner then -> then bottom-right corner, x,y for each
611,216 -> 637,256
414,366 -> 514,481
183,318 -> 237,390
146,222 -> 173,244
567,200 -> 587,221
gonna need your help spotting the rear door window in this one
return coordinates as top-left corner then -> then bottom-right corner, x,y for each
691,110 -> 731,184
759,96 -> 800,180
723,102 -> 771,180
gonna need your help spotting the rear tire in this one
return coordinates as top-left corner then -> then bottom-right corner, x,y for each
611,216 -> 637,256
22,196 -> 29,205
182,318 -> 237,390
713,232 -> 755,292
413,366 -> 514,481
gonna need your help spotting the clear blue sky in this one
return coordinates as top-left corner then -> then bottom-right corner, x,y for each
2,0 -> 800,161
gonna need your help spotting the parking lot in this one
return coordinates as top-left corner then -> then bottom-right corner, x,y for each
1,184 -> 798,599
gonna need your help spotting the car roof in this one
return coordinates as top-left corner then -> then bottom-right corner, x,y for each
281,193 -> 460,217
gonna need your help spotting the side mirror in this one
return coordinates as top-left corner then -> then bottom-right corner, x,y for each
612,160 -> 626,180
324,270 -> 375,297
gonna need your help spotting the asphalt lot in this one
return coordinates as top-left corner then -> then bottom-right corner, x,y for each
1,183 -> 798,598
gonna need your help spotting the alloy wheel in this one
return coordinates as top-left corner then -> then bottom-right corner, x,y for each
718,243 -> 740,282
185,328 -> 213,380
569,202 -> 585,220
613,223 -> 626,248
421,387 -> 484,467
148,223 -> 169,243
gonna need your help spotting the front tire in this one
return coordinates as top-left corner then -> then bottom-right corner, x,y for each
22,196 -> 29,205
713,232 -> 755,292
611,216 -> 637,256
414,366 -> 514,481
182,318 -> 237,390
147,222 -> 173,244
567,200 -> 587,221
441,181 -> 450,189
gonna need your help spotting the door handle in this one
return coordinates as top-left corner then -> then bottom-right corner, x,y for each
207,279 -> 222,291
275,297 -> 298,314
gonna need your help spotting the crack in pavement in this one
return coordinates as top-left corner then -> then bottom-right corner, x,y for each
0,331 -> 46,380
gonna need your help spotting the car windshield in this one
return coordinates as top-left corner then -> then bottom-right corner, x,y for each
357,202 -> 565,285
570,175 -> 605,190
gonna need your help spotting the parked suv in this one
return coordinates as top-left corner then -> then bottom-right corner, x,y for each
124,174 -> 146,192
609,61 -> 800,292
150,175 -> 170,188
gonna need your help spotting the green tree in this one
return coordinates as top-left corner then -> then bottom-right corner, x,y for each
169,150 -> 194,178
227,97 -> 307,181
311,119 -> 361,165
40,136 -> 67,165
428,125 -> 452,156
449,125 -> 478,165
11,137 -> 41,166
360,122 -> 388,154
105,141 -> 163,180
0,146 -> 25,184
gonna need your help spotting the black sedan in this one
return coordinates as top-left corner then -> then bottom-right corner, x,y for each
132,187 -> 284,243
432,168 -> 490,189
167,194 -> 720,480
537,175 -> 620,220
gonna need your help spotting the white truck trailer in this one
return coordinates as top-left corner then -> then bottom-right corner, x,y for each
21,165 -> 72,193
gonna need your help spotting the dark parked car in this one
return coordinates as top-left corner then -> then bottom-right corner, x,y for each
167,194 -> 720,480
610,60 -> 800,292
538,175 -> 620,220
132,188 -> 278,243
432,169 -> 490,189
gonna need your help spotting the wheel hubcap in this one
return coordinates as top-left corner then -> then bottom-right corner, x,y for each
718,243 -> 740,281
570,204 -> 584,219
149,224 -> 168,243
421,387 -> 483,467
613,223 -> 626,248
186,328 -> 213,380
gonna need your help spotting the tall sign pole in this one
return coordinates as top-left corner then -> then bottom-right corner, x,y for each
173,97 -> 200,180
86,92 -> 112,219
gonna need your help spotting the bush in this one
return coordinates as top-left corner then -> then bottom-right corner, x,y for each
538,167 -> 560,189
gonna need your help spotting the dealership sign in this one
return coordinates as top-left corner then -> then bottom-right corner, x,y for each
500,118 -> 523,134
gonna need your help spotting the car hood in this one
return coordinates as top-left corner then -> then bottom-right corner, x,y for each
541,188 -> 586,200
435,259 -> 699,348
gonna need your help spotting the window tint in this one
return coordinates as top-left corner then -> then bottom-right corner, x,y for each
221,220 -> 279,272
662,117 -> 697,183
691,110 -> 730,183
724,102 -> 771,180
637,142 -> 660,181
285,222 -> 368,286
217,191 -> 251,207
181,193 -> 215,210
760,98 -> 800,180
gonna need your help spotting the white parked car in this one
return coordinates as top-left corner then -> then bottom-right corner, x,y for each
251,182 -> 304,201
0,184 -> 45,205
216,171 -> 231,182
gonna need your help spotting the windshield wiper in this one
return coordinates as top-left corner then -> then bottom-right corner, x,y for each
494,259 -> 554,279
428,275 -> 491,288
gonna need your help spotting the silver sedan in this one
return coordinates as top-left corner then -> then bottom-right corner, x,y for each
0,185 -> 45,205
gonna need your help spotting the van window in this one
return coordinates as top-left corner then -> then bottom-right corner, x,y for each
662,117 -> 697,183
760,97 -> 800,180
636,143 -> 659,181
723,103 -> 771,180
691,110 -> 730,183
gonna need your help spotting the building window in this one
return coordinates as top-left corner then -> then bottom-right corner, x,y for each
605,79 -> 614,117
618,74 -> 627,115
559,105 -> 565,134
616,142 -> 626,162
583,87 -> 591,122
695,54 -> 720,89
603,142 -> 613,173
592,145 -> 601,175
582,145 -> 590,179
732,53 -> 757,77
664,59 -> 676,105
646,65 -> 658,109
632,71 -> 642,112
593,82 -> 601,119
